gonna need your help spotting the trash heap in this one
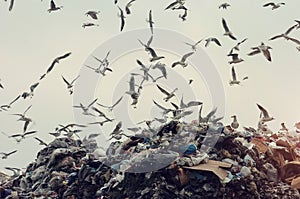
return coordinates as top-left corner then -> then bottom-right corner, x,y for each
1,119 -> 300,199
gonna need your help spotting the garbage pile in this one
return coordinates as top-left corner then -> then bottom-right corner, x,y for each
1,119 -> 300,199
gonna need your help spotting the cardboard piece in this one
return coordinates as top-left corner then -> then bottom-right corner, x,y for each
251,138 -> 268,153
183,160 -> 232,180
281,161 -> 300,181
291,176 -> 300,189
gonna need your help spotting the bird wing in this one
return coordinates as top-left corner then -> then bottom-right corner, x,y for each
9,95 -> 20,105
257,104 -> 270,118
248,49 -> 260,56
112,96 -> 123,108
231,66 -> 237,81
262,49 -> 272,62
88,98 -> 98,108
89,12 -> 98,20
23,105 -> 32,115
85,65 -> 97,70
206,107 -> 217,119
8,0 -> 14,11
70,75 -> 80,85
285,25 -> 297,35
57,52 -> 72,60
23,120 -> 30,132
46,61 -> 56,73
263,3 -> 275,7
7,150 -> 17,156
171,61 -> 180,68
238,38 -> 248,45
91,106 -> 106,116
269,34 -> 283,40
50,0 -> 56,9
118,6 -> 125,31
129,76 -> 135,92
187,101 -> 202,107
147,47 -> 158,57
212,38 -> 222,46
153,100 -> 168,111
61,75 -> 71,86
165,1 -> 179,10
34,137 -> 47,145
180,95 -> 186,108
136,59 -> 146,69
222,18 -> 230,32
181,52 -> 194,62
288,37 -> 300,45
24,131 -> 37,136
156,84 -> 170,96
229,34 -> 237,40
147,35 -> 153,46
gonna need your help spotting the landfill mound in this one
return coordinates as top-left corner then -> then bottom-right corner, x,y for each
1,119 -> 300,199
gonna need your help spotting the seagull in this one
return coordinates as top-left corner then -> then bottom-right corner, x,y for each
231,38 -> 248,51
198,105 -> 218,124
204,37 -> 222,47
178,6 -> 188,21
0,150 -> 17,159
147,47 -> 165,62
171,52 -> 194,68
230,115 -> 239,129
222,18 -> 237,40
263,2 -> 285,10
21,82 -> 39,99
93,51 -> 111,66
48,0 -> 62,13
257,103 -> 275,122
61,75 -> 80,95
73,98 -> 98,116
88,118 -> 114,127
9,131 -> 37,140
110,121 -> 123,136
146,10 -> 154,34
152,62 -> 167,79
248,42 -> 272,62
180,95 -> 202,109
125,76 -> 140,107
125,0 -> 136,15
228,51 -> 244,64
91,106 -> 108,118
153,100 -> 173,115
279,122 -> 288,132
269,25 -> 297,41
11,105 -> 32,121
85,11 -> 100,20
138,35 -> 153,51
34,137 -> 48,146
82,23 -> 99,28
0,95 -> 20,111
229,66 -> 248,86
46,52 -> 72,74
156,84 -> 178,102
219,3 -> 230,9
97,96 -> 123,112
117,6 -> 126,31
184,39 -> 202,51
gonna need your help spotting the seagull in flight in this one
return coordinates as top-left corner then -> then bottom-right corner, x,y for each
0,150 -> 17,159
219,3 -> 230,9
222,18 -> 237,40
156,84 -> 178,102
165,0 -> 185,10
146,10 -> 154,34
125,75 -> 140,107
263,2 -> 285,10
257,103 -> 275,122
228,51 -> 244,64
97,96 -> 123,112
48,0 -> 62,13
73,98 -> 98,116
248,42 -> 272,62
117,6 -> 126,31
231,38 -> 248,52
269,25 -> 297,41
85,11 -> 100,20
184,39 -> 202,51
171,52 -> 194,68
229,66 -> 248,86
9,130 -> 37,141
180,95 -> 202,109
204,37 -> 222,47
61,75 -> 80,95
43,52 -> 72,77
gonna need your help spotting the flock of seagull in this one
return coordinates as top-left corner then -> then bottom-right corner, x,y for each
0,1 -> 299,168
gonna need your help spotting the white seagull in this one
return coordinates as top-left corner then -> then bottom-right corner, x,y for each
48,0 -> 62,13
171,52 -> 194,68
263,2 -> 285,10
248,42 -> 272,62
184,39 -> 202,51
61,75 -> 80,95
229,66 -> 248,86
222,18 -> 237,40
257,103 -> 275,122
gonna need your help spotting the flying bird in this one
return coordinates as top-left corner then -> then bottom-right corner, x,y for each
178,6 -> 188,21
85,11 -> 100,20
171,52 -> 194,68
184,39 -> 202,51
48,0 -> 62,13
73,98 -> 98,116
231,38 -> 248,52
222,18 -> 237,40
156,84 -> 178,102
97,96 -> 123,112
21,82 -> 39,99
269,25 -> 297,41
147,47 -> 165,62
125,0 -> 136,14
0,150 -> 17,159
146,10 -> 154,34
82,23 -> 99,28
219,3 -> 230,9
9,131 -> 37,141
61,75 -> 80,95
228,51 -> 244,64
229,66 -> 248,86
34,137 -> 48,146
204,37 -> 222,47
180,95 -> 202,109
117,6 -> 126,31
152,62 -> 167,79
165,0 -> 185,10
257,103 -> 275,122
46,52 -> 72,74
248,42 -> 272,62
125,76 -> 140,107
263,2 -> 285,10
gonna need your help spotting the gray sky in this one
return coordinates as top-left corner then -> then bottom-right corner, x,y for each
0,0 -> 300,172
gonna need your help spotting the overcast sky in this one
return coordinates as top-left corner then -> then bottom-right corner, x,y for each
0,0 -> 300,172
